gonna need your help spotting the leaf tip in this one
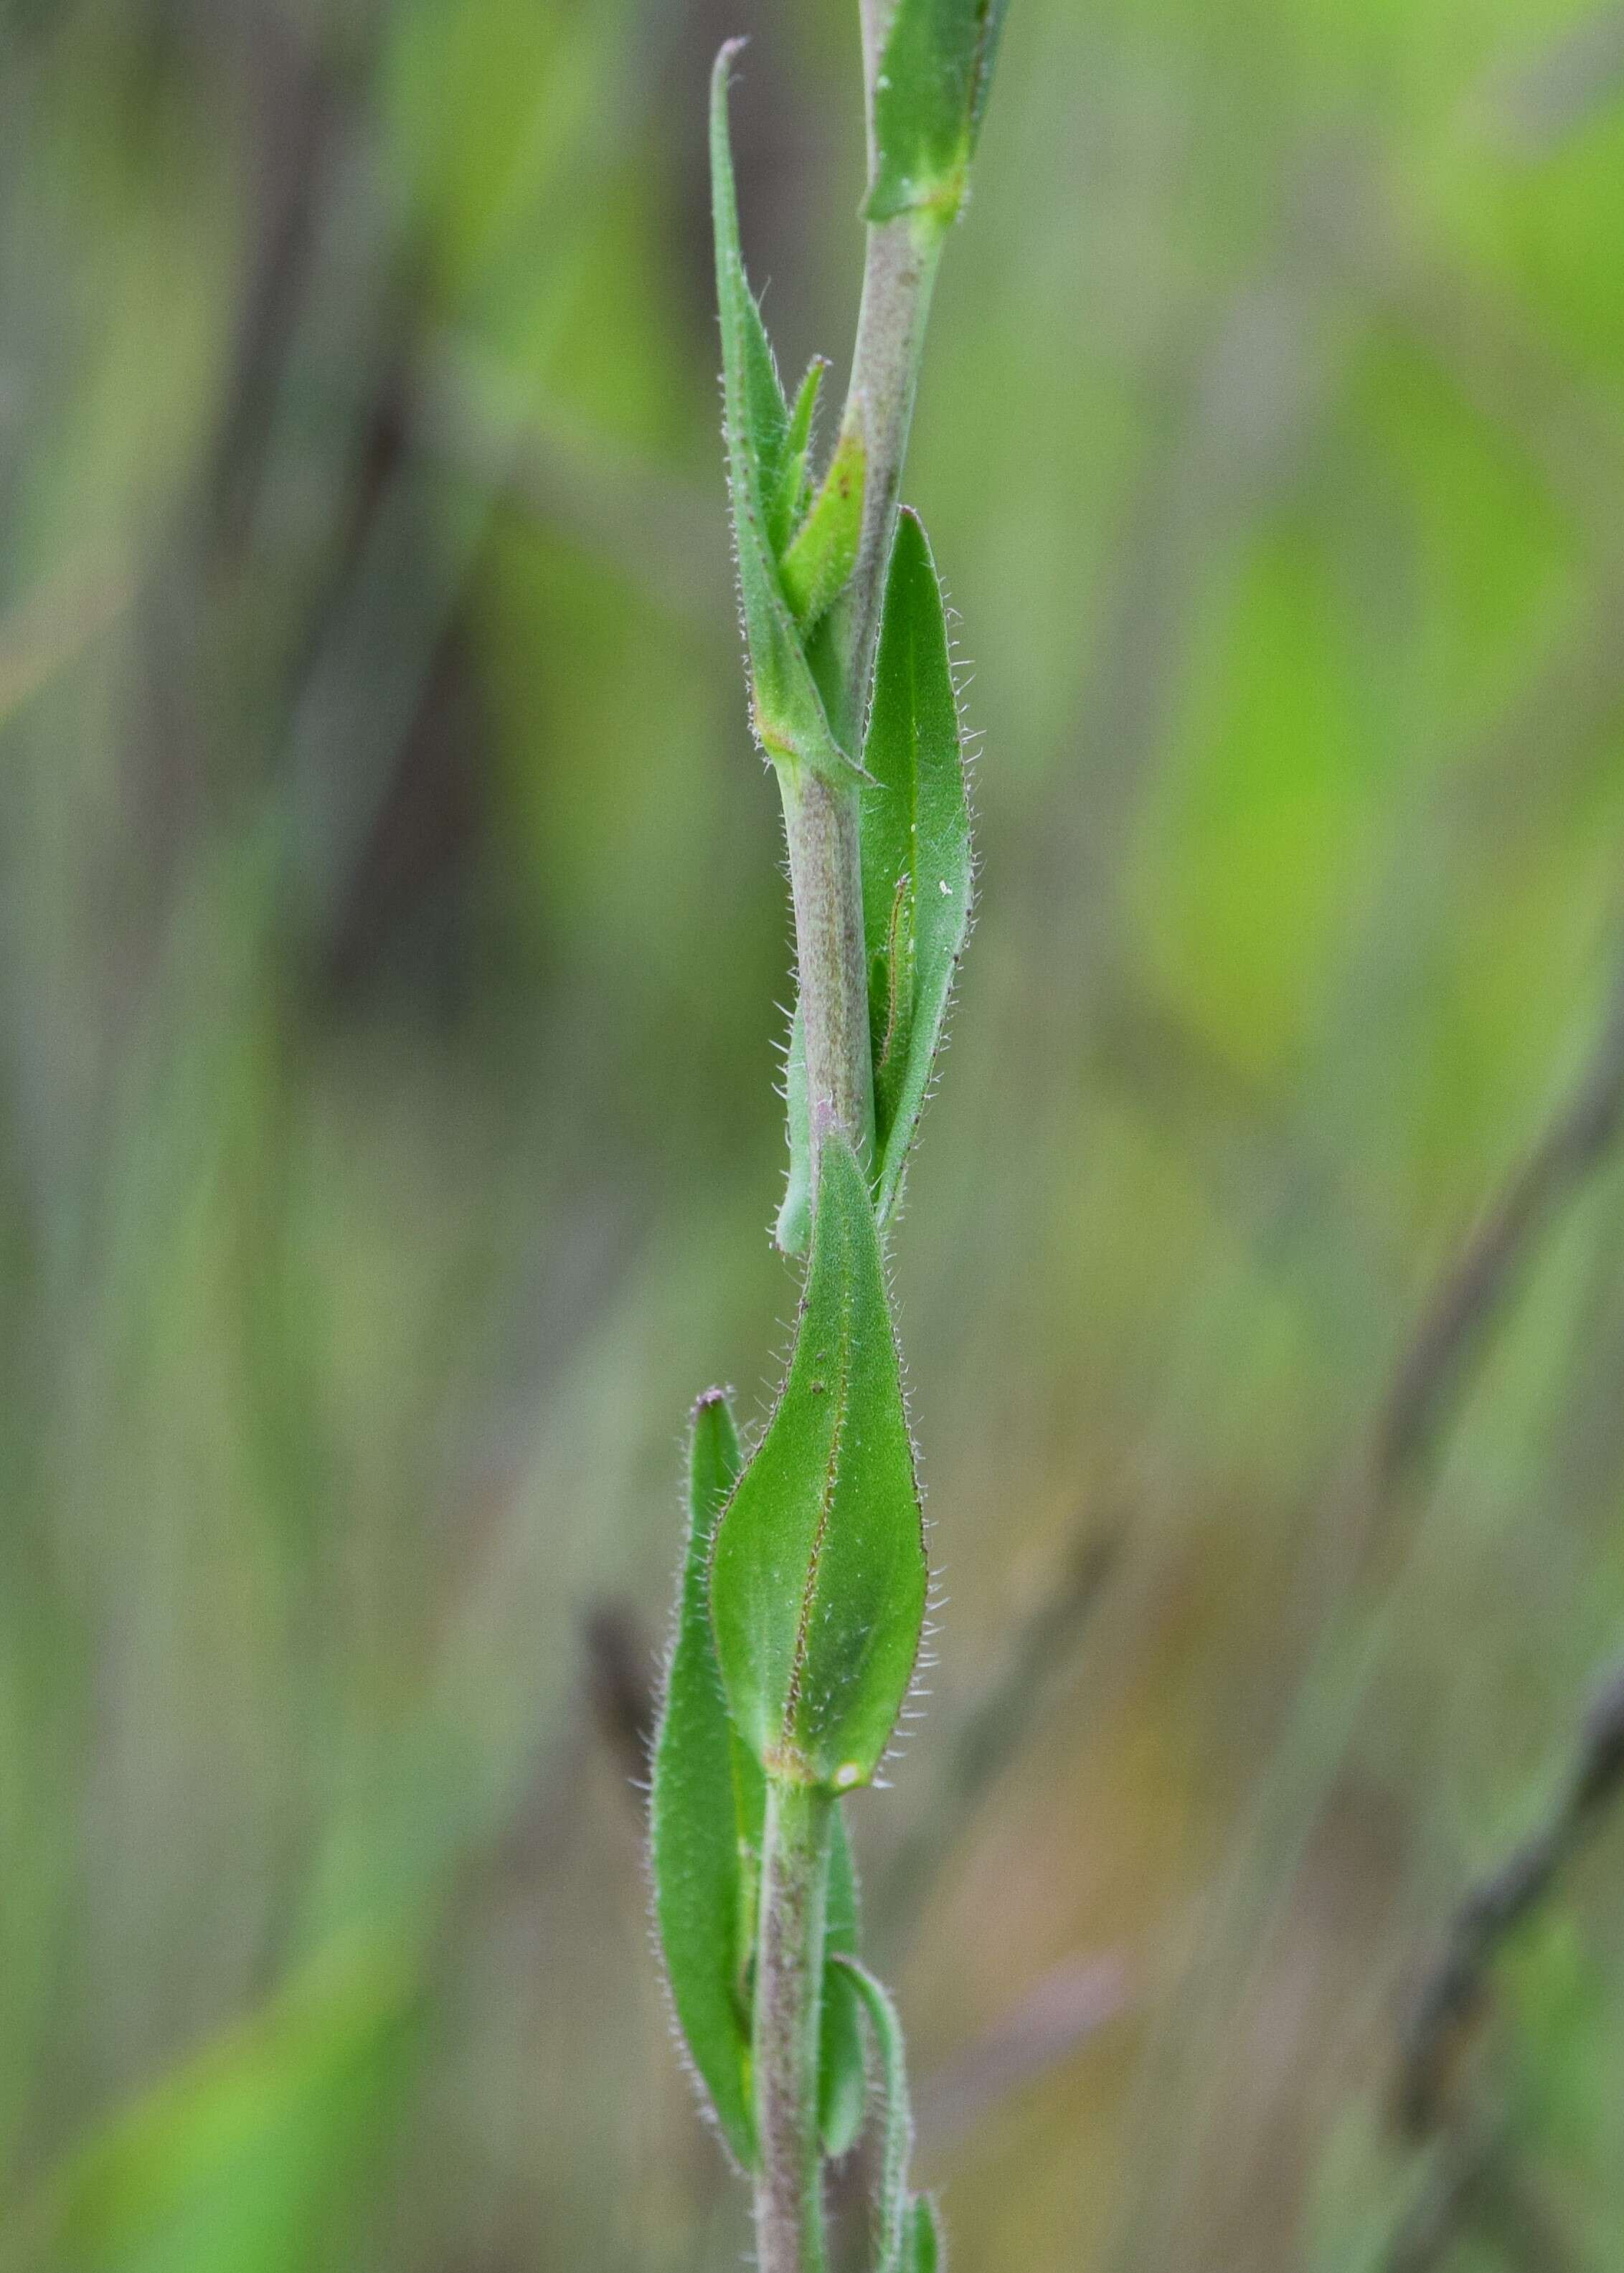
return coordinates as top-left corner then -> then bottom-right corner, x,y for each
714,33 -> 749,78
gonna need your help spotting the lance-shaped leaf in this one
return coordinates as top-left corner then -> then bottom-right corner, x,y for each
711,1134 -> 926,1790
651,1388 -> 868,2165
712,44 -> 859,787
820,1826 -> 869,2158
650,1391 -> 757,2163
829,1956 -> 919,2273
864,0 -> 1009,227
861,508 -> 971,1224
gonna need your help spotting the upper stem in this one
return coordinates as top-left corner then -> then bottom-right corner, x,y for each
751,1778 -> 835,2273
856,0 -> 889,174
784,201 -> 945,1183
826,214 -> 945,743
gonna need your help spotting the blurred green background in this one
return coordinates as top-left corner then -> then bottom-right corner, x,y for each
6,0 -> 1624,2267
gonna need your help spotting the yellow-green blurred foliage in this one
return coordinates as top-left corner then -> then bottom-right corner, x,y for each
4,1 -> 1624,2267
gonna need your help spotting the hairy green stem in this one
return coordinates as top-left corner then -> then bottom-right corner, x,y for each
826,216 -> 945,732
837,0 -> 948,727
778,6 -> 947,1185
857,0 -> 889,110
752,1779 -> 836,2273
783,765 -> 874,1168
776,214 -> 943,1186
753,21 -> 948,2273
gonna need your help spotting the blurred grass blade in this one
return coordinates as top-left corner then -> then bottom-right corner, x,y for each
861,508 -> 971,1222
8,1938 -> 416,2273
711,42 -> 859,785
820,1815 -> 869,2157
830,1955 -> 917,2273
864,0 -> 1009,226
711,1134 -> 926,1790
651,1389 -> 759,2166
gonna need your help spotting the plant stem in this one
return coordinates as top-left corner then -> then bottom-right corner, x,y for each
835,0 -> 948,725
752,23 -> 949,2272
857,0 -> 891,133
778,219 -> 946,1193
826,214 -> 945,730
782,765 -> 874,1169
752,1777 -> 835,2273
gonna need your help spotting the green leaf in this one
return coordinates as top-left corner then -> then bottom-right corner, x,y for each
711,44 -> 859,788
904,2196 -> 943,2272
775,1001 -> 811,1256
780,422 -> 867,629
711,1133 -> 926,1791
829,1956 -> 918,2273
650,1389 -> 759,2168
864,0 -> 1008,227
709,47 -> 790,499
770,356 -> 828,559
861,508 -> 972,1224
651,1391 -> 871,2165
820,1818 -> 869,2157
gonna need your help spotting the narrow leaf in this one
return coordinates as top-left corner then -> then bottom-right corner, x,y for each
780,422 -> 867,629
861,508 -> 972,1224
711,1134 -> 926,1790
864,0 -> 1008,227
830,1956 -> 917,2273
770,356 -> 828,559
650,1390 -> 757,2166
869,871 -> 915,1147
712,44 -> 859,787
819,1820 -> 868,2158
652,1394 -> 869,2166
904,2197 -> 943,2272
709,47 -> 790,496
775,1001 -> 811,1256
